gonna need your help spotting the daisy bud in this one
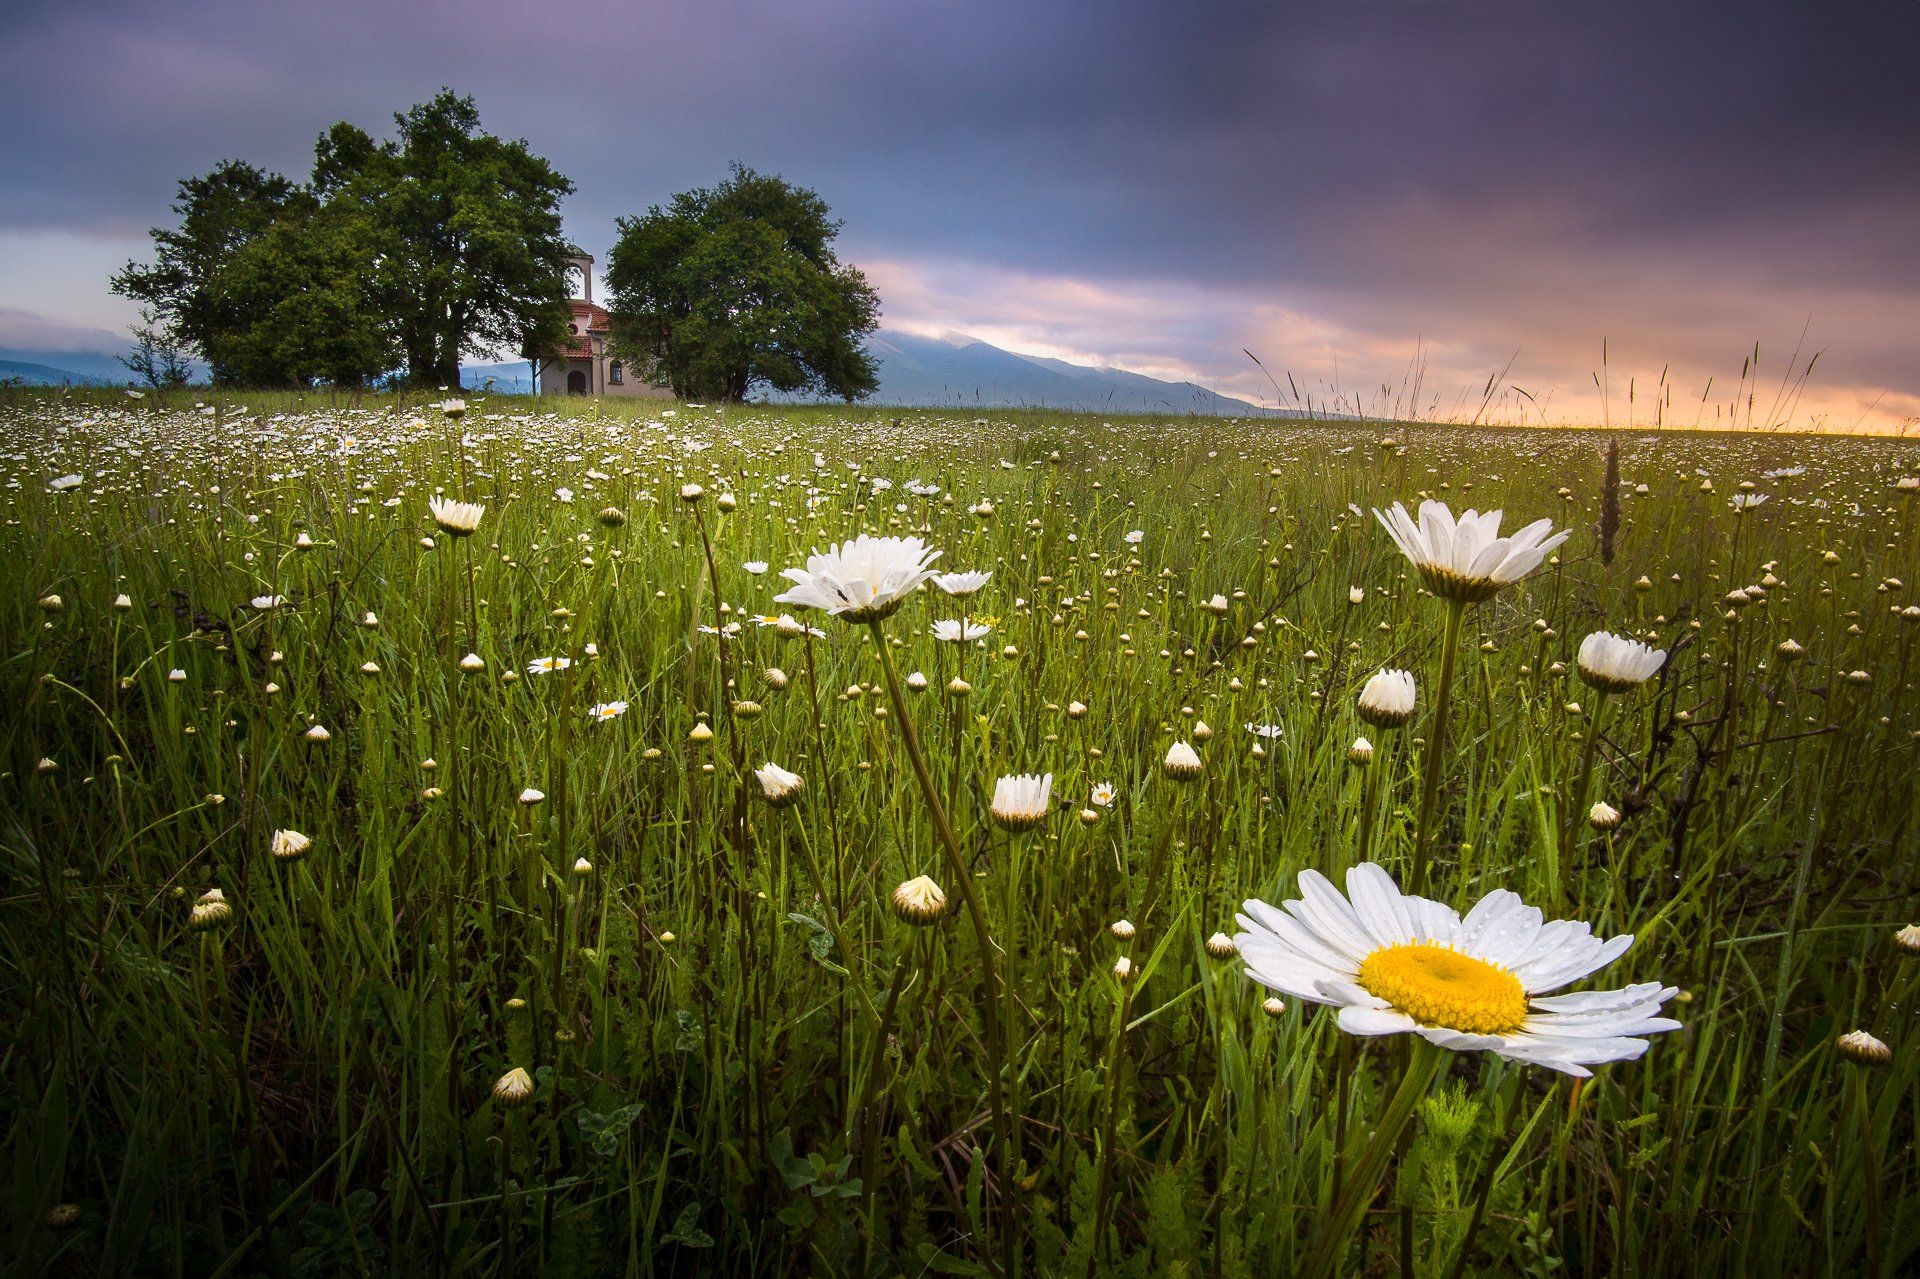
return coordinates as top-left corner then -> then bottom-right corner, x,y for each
1191,720 -> 1214,743
270,829 -> 313,861
518,787 -> 545,805
492,1067 -> 535,1108
460,653 -> 486,673
36,757 -> 58,775
659,931 -> 677,944
114,593 -> 133,610
947,677 -> 972,698
1836,1030 -> 1891,1066
1893,924 -> 1920,955
1845,669 -> 1872,686
360,661 -> 380,675
44,1203 -> 81,1229
1066,700 -> 1088,719
38,594 -> 63,613
754,762 -> 804,807
716,493 -> 737,512
1261,996 -> 1287,1018
1109,918 -> 1136,941
304,725 -> 330,743
679,483 -> 704,504
1162,741 -> 1203,781
763,667 -> 789,690
1589,801 -> 1622,831
1112,956 -> 1135,982
598,507 -> 627,528
1079,808 -> 1100,826
732,699 -> 763,719
1776,638 -> 1805,662
1357,669 -> 1417,729
1348,736 -> 1374,766
891,875 -> 948,924
905,670 -> 929,691
168,668 -> 187,683
572,857 -> 594,878
189,887 -> 232,930
1349,586 -> 1365,605
1205,932 -> 1237,959
688,721 -> 714,743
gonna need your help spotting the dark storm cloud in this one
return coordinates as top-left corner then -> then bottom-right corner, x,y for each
2,0 -> 1915,423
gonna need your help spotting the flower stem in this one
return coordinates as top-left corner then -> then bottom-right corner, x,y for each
1411,601 -> 1467,889
1302,1037 -> 1444,1279
867,620 -> 1016,1278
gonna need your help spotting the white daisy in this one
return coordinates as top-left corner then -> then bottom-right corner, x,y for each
931,618 -> 993,643
753,761 -> 804,807
1245,722 -> 1284,739
527,656 -> 573,675
1090,782 -> 1118,808
933,569 -> 993,596
1236,863 -> 1679,1077
743,561 -> 769,575
989,773 -> 1053,831
428,495 -> 485,537
1373,500 -> 1569,603
587,701 -> 628,722
1575,631 -> 1666,692
1357,668 -> 1418,728
774,534 -> 942,622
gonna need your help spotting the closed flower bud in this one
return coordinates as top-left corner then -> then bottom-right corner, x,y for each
1162,740 -> 1203,780
598,506 -> 627,528
1261,996 -> 1287,1018
1588,801 -> 1622,831
891,875 -> 948,924
1112,956 -> 1135,982
572,857 -> 594,878
270,828 -> 313,861
304,724 -> 330,743
763,667 -> 789,690
189,887 -> 232,930
38,594 -> 63,613
1109,918 -> 1136,941
688,721 -> 714,743
1837,1029 -> 1891,1066
947,676 -> 972,698
1348,736 -> 1374,765
1894,924 -> 1920,955
492,1066 -> 535,1108
460,652 -> 486,673
679,483 -> 704,504
1205,932 -> 1237,958
518,787 -> 545,805
1357,668 -> 1417,729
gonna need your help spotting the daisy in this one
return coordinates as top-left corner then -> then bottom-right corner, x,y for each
1575,632 -> 1666,692
1729,493 -> 1770,512
989,773 -> 1053,831
743,561 -> 769,575
1357,669 -> 1418,728
931,618 -> 993,643
753,761 -> 804,807
1373,500 -> 1569,603
1245,722 -> 1284,739
933,569 -> 993,596
48,474 -> 84,492
587,701 -> 628,723
1124,530 -> 1144,545
1236,863 -> 1680,1077
428,495 -> 485,537
774,534 -> 942,623
527,656 -> 573,675
1090,782 -> 1118,808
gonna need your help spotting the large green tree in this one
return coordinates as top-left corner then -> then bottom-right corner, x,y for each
606,165 -> 881,401
313,91 -> 575,387
113,91 -> 573,388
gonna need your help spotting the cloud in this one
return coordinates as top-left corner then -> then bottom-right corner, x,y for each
0,0 -> 1914,429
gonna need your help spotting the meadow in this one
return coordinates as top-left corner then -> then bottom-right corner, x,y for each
2,386 -> 1916,1277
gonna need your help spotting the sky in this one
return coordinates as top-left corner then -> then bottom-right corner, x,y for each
2,0 -> 1916,429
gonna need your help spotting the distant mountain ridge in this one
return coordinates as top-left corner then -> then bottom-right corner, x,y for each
6,331 -> 1278,417
466,329 -> 1278,415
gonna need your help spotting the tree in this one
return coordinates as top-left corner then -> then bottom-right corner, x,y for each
314,91 -> 575,387
606,165 -> 881,402
119,306 -> 194,389
112,91 -> 573,388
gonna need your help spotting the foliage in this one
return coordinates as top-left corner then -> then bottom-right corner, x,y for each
2,388 -> 1918,1276
112,92 -> 572,389
606,165 -> 880,401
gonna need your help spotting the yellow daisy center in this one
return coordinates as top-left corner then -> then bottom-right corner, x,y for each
1357,943 -> 1529,1035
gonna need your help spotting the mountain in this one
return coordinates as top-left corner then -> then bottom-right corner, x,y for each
463,330 -> 1278,415
0,357 -> 116,387
783,330 -> 1278,415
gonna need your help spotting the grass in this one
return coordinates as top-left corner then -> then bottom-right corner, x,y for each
2,384 -> 1917,1276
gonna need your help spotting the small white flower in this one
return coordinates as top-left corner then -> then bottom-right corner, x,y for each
1090,782 -> 1118,807
588,701 -> 628,722
774,534 -> 942,623
1124,530 -> 1144,545
428,495 -> 485,536
250,594 -> 287,611
527,656 -> 573,675
1373,500 -> 1569,603
990,773 -> 1053,831
931,618 -> 993,643
1576,632 -> 1666,693
933,570 -> 993,596
753,761 -> 805,807
1245,722 -> 1284,739
49,474 -> 84,492
743,561 -> 769,575
1357,669 -> 1418,728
